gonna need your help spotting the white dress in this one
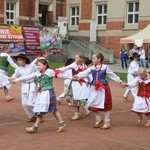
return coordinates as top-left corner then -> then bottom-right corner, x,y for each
59,62 -> 90,100
76,64 -> 122,109
128,75 -> 150,114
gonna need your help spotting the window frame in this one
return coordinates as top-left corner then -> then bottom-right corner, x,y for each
96,4 -> 107,25
6,2 -> 16,25
70,6 -> 79,26
127,1 -> 139,24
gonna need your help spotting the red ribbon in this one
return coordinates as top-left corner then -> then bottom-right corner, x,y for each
141,91 -> 150,107
77,78 -> 83,86
37,87 -> 42,93
95,80 -> 105,91
54,69 -> 61,78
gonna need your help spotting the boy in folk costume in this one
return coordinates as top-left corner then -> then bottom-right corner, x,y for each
11,54 -> 37,122
124,53 -> 139,100
58,54 -> 90,120
74,52 -> 125,129
0,45 -> 18,101
126,68 -> 150,127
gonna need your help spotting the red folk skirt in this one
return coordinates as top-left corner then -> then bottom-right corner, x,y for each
89,84 -> 112,112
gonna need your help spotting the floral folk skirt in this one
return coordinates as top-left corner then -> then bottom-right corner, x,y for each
66,83 -> 87,106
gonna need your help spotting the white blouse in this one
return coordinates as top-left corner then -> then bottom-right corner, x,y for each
76,64 -> 122,83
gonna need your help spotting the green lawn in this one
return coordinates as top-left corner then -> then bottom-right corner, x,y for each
114,72 -> 127,82
49,61 -> 64,69
8,62 -> 127,82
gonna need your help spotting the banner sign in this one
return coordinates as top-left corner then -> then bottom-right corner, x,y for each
0,25 -> 25,55
38,27 -> 62,54
0,25 -> 62,55
90,20 -> 97,42
23,26 -> 40,55
0,42 -> 25,56
0,25 -> 24,43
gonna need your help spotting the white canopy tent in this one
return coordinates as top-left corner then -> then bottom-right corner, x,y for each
120,24 -> 150,46
120,24 -> 150,64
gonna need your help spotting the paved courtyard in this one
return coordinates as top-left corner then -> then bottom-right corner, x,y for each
0,77 -> 149,150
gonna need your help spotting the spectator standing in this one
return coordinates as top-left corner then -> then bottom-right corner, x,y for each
120,46 -> 128,69
139,46 -> 146,68
129,45 -> 139,61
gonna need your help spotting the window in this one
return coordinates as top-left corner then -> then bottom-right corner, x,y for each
6,2 -> 16,25
127,2 -> 139,24
97,4 -> 107,25
70,6 -> 79,26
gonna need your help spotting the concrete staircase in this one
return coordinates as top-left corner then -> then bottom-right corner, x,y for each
68,40 -> 114,63
44,40 -> 114,63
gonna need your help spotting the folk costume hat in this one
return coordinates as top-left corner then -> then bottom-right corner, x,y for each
13,54 -> 30,64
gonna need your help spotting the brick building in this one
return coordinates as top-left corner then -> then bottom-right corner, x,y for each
0,0 -> 150,58
59,0 -> 150,58
0,0 -> 57,26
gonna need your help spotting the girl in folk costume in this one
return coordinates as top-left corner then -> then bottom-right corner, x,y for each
31,49 -> 49,68
84,58 -> 93,115
58,54 -> 90,120
0,45 -> 18,101
56,58 -> 74,105
11,54 -> 37,122
126,68 -> 150,127
10,59 -> 66,133
74,52 -> 124,129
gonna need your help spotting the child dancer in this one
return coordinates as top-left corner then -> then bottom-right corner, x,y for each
0,45 -> 18,101
11,54 -> 37,122
126,68 -> 150,127
10,58 -> 66,133
84,58 -> 93,115
31,49 -> 49,67
124,53 -> 139,100
59,54 -> 90,120
74,52 -> 124,129
56,58 -> 74,105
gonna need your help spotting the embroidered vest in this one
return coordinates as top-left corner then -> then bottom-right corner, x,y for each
137,82 -> 150,98
72,68 -> 83,76
91,69 -> 108,85
37,74 -> 54,91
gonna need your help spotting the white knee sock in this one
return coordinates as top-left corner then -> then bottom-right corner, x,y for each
104,111 -> 110,122
94,112 -> 101,119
